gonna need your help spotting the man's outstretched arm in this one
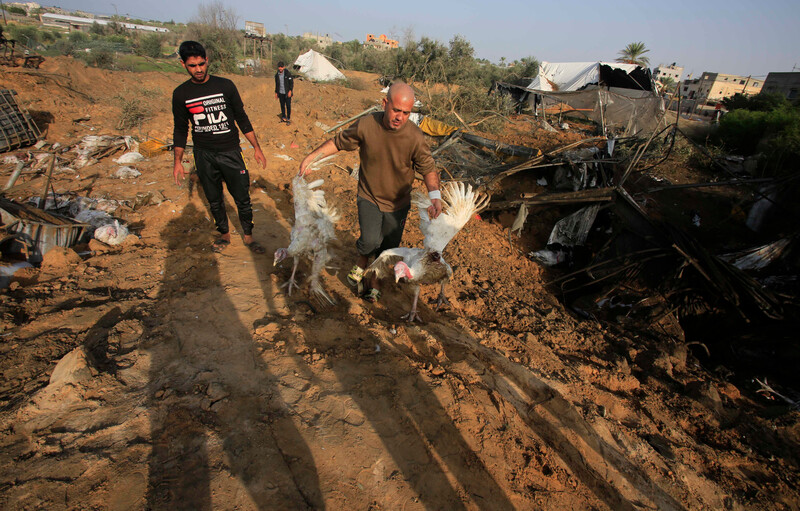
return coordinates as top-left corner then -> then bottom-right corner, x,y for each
298,139 -> 339,176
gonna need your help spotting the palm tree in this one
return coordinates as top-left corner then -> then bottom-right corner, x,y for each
616,42 -> 650,67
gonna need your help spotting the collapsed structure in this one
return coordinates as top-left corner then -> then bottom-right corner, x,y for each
525,61 -> 665,136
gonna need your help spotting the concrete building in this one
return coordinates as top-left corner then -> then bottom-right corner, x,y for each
681,72 -> 762,104
302,32 -> 333,49
761,72 -> 800,101
364,33 -> 398,51
653,63 -> 683,83
39,13 -> 168,33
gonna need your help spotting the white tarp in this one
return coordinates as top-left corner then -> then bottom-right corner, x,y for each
524,61 -> 664,136
527,61 -> 641,92
293,50 -> 345,82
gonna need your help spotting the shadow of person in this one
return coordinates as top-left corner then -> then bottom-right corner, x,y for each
417,320 -> 686,511
146,202 -> 323,510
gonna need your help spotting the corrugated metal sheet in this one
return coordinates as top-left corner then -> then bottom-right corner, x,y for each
0,198 -> 87,264
0,89 -> 41,153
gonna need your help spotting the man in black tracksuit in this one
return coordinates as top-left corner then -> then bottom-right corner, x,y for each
172,40 -> 267,253
274,61 -> 294,124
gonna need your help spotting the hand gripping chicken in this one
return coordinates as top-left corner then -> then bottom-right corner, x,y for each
367,181 -> 489,322
273,176 -> 340,304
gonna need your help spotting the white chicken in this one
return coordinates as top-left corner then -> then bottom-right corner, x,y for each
367,181 -> 489,322
273,176 -> 340,304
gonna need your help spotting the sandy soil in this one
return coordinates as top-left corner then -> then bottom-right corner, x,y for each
0,57 -> 798,510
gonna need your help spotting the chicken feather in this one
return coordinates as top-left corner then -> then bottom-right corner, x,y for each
274,176 -> 340,304
368,181 -> 488,322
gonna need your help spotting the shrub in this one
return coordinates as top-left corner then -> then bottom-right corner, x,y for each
137,34 -> 164,58
423,84 -> 516,134
115,90 -> 153,130
3,5 -> 26,15
53,39 -> 76,56
8,25 -> 40,47
68,31 -> 89,44
716,93 -> 800,175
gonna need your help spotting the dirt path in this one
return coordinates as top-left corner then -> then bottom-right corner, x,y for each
0,58 -> 798,510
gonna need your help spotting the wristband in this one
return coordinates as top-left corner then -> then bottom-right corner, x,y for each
428,190 -> 441,201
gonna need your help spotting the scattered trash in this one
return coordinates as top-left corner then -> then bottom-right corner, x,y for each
113,166 -> 141,179
719,238 -> 791,271
274,154 -> 293,161
115,151 -> 145,164
0,197 -> 88,263
530,248 -> 568,266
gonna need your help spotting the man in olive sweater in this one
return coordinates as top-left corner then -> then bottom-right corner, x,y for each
298,82 -> 441,301
172,40 -> 267,253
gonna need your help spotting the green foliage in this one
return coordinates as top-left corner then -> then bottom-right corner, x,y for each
616,42 -> 650,67
68,31 -> 89,44
185,1 -> 241,73
721,92 -> 790,112
8,24 -> 41,47
77,41 -> 117,68
2,5 -> 27,15
137,34 -> 164,58
89,22 -> 106,36
53,39 -> 76,56
716,93 -> 800,174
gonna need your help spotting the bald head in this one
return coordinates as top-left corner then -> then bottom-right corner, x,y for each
382,82 -> 415,131
387,82 -> 415,105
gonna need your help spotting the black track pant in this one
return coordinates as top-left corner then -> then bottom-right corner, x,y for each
278,93 -> 292,120
356,196 -> 410,258
194,148 -> 253,236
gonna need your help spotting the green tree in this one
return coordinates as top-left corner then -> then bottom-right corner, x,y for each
616,42 -> 650,67
722,92 -> 789,112
185,1 -> 241,73
137,33 -> 164,58
3,5 -> 27,15
658,76 -> 677,94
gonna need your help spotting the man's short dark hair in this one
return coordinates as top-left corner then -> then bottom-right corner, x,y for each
179,41 -> 206,61
277,61 -> 285,68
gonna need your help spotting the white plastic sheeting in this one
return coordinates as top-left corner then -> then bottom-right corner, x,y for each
527,61 -> 641,92
293,50 -> 345,82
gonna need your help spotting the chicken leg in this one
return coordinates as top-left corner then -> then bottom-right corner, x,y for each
435,281 -> 451,311
282,256 -> 301,296
401,285 -> 423,323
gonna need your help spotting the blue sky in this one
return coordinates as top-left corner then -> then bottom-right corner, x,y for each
43,0 -> 799,79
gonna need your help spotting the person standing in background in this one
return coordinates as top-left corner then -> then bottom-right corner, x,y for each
275,61 -> 294,125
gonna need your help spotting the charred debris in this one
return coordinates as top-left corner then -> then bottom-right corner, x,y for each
429,117 -> 799,389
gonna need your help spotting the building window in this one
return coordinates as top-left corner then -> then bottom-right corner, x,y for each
740,80 -> 745,84
754,82 -> 758,87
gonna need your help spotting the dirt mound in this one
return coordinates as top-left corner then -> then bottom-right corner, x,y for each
0,58 -> 798,510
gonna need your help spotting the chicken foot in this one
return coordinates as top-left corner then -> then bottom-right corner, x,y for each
435,281 -> 451,311
401,285 -> 423,323
281,257 -> 301,296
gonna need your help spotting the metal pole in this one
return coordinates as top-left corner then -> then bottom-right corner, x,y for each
38,153 -> 56,209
